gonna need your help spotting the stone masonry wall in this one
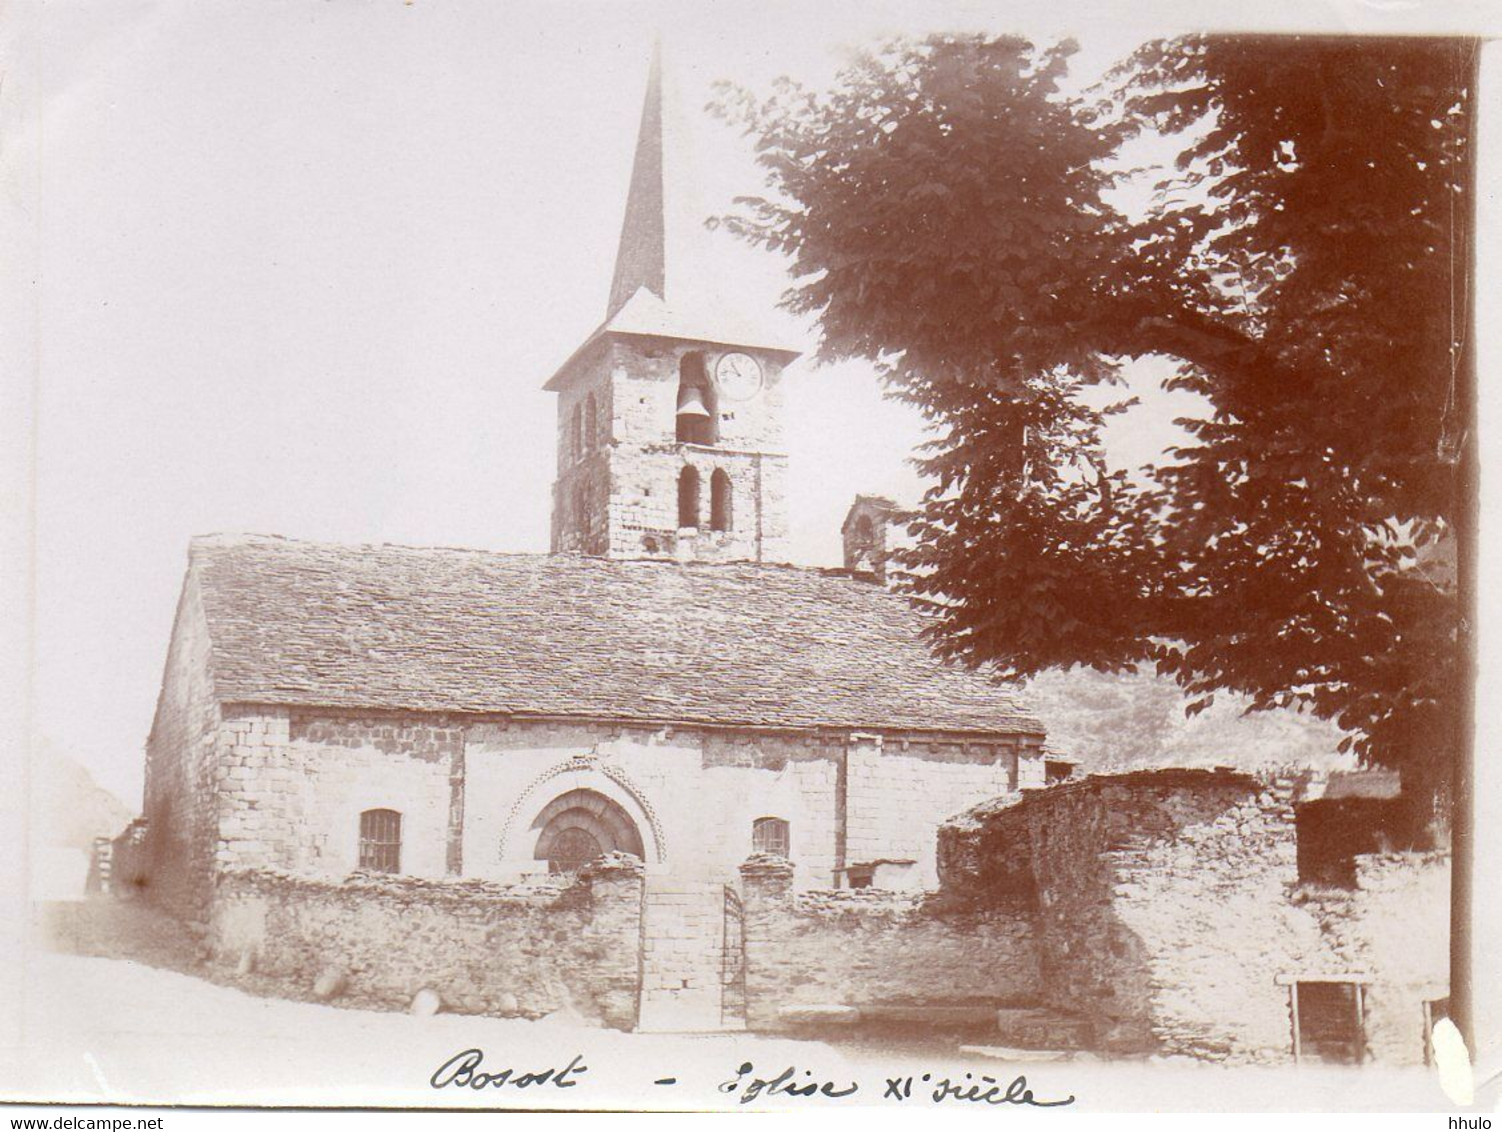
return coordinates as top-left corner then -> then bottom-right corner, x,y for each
167,697 -> 1046,930
463,717 -> 1042,892
1297,851 -> 1450,1064
555,336 -> 793,563
215,708 -> 456,879
1091,774 -> 1322,1061
140,572 -> 223,928
845,733 -> 1036,887
941,775 -> 1156,1051
462,720 -> 842,887
209,854 -> 645,1029
939,770 -> 1449,1065
738,857 -> 1039,1033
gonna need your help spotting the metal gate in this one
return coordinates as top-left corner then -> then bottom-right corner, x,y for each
721,884 -> 747,1027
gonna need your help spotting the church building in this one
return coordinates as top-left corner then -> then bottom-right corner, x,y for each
123,51 -> 1451,1060
136,49 -> 1047,943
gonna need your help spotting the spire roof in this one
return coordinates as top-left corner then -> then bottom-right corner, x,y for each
544,43 -> 801,391
607,41 -> 668,319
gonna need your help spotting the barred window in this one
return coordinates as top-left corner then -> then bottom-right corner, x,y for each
752,816 -> 790,858
359,808 -> 402,873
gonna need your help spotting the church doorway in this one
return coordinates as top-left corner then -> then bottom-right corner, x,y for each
531,788 -> 645,874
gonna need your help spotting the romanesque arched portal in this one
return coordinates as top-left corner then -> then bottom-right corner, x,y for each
531,787 -> 645,874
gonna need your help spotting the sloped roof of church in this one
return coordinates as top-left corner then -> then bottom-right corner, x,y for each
185,535 -> 1041,737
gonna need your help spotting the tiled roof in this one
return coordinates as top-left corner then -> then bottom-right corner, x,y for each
188,535 -> 1041,737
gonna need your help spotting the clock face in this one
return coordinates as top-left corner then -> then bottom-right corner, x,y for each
714,352 -> 763,401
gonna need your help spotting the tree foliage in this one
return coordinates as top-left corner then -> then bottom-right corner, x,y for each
715,34 -> 1476,788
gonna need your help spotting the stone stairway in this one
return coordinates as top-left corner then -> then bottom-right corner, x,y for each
637,877 -> 737,1033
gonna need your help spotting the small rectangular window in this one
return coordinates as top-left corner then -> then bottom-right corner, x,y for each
359,808 -> 402,873
752,816 -> 790,858
1293,981 -> 1364,1064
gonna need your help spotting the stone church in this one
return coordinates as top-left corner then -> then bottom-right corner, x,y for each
136,48 -> 1049,995
125,51 -> 1450,1058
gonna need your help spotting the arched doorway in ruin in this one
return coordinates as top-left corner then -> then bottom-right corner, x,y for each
530,787 -> 645,874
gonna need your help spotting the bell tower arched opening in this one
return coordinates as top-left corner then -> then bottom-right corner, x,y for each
677,465 -> 701,529
675,352 -> 717,445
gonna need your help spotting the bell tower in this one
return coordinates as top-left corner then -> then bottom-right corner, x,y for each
544,44 -> 800,563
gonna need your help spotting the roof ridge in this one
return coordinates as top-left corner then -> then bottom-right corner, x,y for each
187,532 -> 886,583
189,532 -> 549,560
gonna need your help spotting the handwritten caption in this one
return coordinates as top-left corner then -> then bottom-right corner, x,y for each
430,1048 -> 1076,1107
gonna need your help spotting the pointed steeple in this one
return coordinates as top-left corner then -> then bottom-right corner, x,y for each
604,41 -> 715,322
543,42 -> 799,392
608,41 -> 668,318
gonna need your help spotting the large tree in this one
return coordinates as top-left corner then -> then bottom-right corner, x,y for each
715,33 -> 1477,806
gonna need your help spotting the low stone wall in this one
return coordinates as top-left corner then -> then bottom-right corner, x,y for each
209,853 -> 645,1029
738,856 -> 1039,1032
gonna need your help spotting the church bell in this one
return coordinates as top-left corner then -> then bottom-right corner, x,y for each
675,386 -> 711,419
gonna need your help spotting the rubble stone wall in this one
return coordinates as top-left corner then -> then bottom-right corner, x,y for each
938,770 -> 1449,1065
1090,774 -> 1321,1061
1299,851 -> 1451,1064
737,858 -> 1039,1032
209,856 -> 645,1029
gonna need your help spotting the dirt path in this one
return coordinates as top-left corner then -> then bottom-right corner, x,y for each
10,901 -> 1456,1112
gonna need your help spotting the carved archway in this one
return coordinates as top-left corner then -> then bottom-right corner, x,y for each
532,788 -> 645,873
498,754 -> 667,865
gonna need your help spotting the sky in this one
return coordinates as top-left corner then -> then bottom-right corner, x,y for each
9,0 -> 1498,809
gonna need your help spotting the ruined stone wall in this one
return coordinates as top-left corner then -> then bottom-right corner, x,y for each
1090,775 -> 1321,1061
738,858 -> 1039,1032
209,855 -> 645,1029
140,573 -> 223,927
939,771 -> 1449,1065
1095,781 -> 1447,1065
941,773 -> 1317,1059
